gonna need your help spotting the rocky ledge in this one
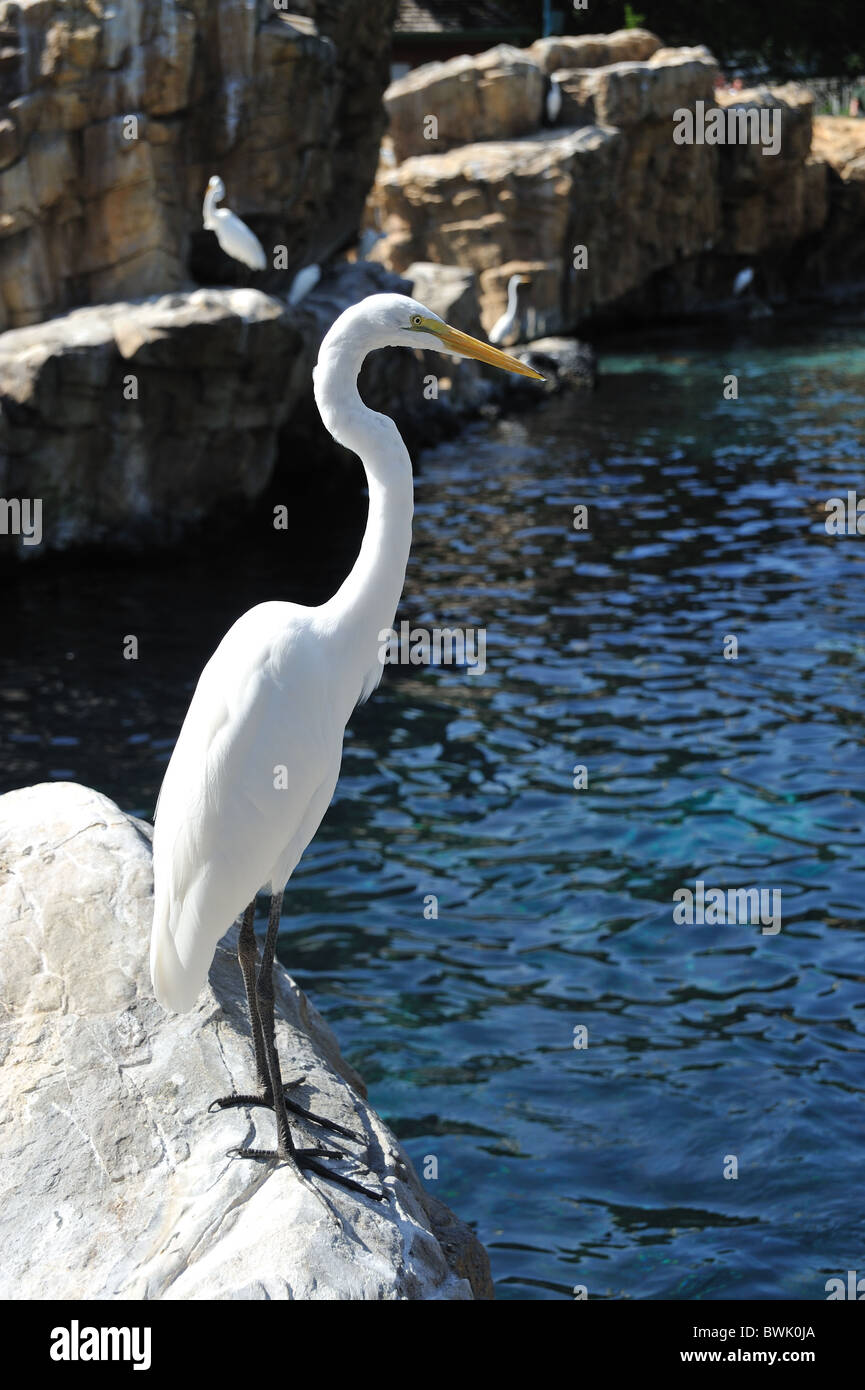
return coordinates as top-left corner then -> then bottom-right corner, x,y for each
0,256 -> 590,560
0,781 -> 492,1299
370,30 -> 865,333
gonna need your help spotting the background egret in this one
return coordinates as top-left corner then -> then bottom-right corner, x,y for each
545,75 -> 562,125
202,175 -> 267,271
733,265 -> 755,295
489,273 -> 530,346
150,293 -> 543,1199
288,263 -> 322,306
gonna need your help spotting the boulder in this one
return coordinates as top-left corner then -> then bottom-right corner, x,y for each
0,0 -> 397,328
0,261 -> 431,559
517,336 -> 597,390
0,256 -> 533,561
529,28 -> 662,74
405,261 -> 480,335
373,118 -> 716,333
0,781 -> 493,1300
715,85 -> 827,254
384,44 -> 546,162
371,39 -> 843,334
0,287 -> 302,557
557,47 -> 717,129
809,116 -> 865,284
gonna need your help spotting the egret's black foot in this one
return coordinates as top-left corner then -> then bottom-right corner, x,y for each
226,1143 -> 387,1202
208,1078 -> 362,1143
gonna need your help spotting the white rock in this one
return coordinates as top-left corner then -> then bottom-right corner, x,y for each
0,782 -> 492,1300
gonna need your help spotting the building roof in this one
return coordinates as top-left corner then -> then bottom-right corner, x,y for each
394,0 -> 534,36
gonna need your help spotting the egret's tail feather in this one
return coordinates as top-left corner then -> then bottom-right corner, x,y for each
150,887 -> 218,1014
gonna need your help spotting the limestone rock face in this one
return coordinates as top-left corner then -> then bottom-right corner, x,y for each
810,115 -> 865,284
715,86 -> 827,253
558,47 -> 717,128
372,40 -> 842,336
404,261 -> 480,334
384,44 -> 546,162
0,261 -> 428,560
0,287 -> 301,556
529,28 -> 662,74
0,781 -> 493,1300
0,0 -> 397,328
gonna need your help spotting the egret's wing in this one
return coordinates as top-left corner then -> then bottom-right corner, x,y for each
150,603 -> 338,1012
216,209 -> 267,270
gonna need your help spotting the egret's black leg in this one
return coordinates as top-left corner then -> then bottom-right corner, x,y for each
209,898 -> 361,1137
224,891 -> 385,1202
238,898 -> 269,1089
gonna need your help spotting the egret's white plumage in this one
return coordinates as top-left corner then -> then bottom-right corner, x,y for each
203,175 -> 267,271
489,273 -> 530,346
733,266 -> 755,296
150,294 -> 544,1016
288,263 -> 321,306
546,75 -> 562,124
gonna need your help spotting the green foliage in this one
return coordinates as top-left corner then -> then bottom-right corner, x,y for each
623,3 -> 647,28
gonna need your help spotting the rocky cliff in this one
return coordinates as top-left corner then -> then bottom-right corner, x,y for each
0,781 -> 493,1299
370,29 -> 863,337
0,0 -> 396,329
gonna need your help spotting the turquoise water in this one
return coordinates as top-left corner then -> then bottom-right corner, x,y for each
3,316 -> 864,1298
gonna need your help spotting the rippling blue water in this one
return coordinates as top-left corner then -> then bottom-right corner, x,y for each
3,314 -> 864,1299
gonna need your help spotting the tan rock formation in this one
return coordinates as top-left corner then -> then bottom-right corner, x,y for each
715,85 -> 827,254
528,28 -> 662,74
0,0 -> 396,328
373,40 -> 842,335
809,115 -> 865,284
384,44 -> 545,164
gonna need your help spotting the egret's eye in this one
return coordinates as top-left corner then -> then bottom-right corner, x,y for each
409,314 -> 424,329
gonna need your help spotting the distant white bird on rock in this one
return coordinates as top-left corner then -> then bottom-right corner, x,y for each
358,208 -> 384,262
288,264 -> 321,306
546,75 -> 562,124
489,274 -> 530,346
733,266 -> 755,296
202,175 -> 267,271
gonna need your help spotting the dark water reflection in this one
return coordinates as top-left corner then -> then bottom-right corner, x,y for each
2,316 -> 864,1299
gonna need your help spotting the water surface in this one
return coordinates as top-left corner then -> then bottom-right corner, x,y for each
3,314 -> 864,1299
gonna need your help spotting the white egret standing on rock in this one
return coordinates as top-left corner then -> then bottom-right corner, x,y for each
150,293 -> 544,1201
489,274 -> 530,346
202,175 -> 267,271
545,74 -> 562,124
733,266 -> 755,296
288,263 -> 322,306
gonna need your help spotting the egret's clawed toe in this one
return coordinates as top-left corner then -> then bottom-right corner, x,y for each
226,1143 -> 387,1202
208,1084 -> 363,1142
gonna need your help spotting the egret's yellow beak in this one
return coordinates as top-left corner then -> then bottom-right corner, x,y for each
431,322 -> 544,380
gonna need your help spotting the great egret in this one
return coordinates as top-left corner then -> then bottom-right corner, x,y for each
288,263 -> 321,306
489,274 -> 530,346
202,175 -> 267,271
545,75 -> 562,124
733,266 -> 754,296
150,293 -> 543,1200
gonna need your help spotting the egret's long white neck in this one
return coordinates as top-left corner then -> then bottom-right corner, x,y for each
202,185 -> 220,229
507,277 -> 521,316
313,329 -> 414,716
